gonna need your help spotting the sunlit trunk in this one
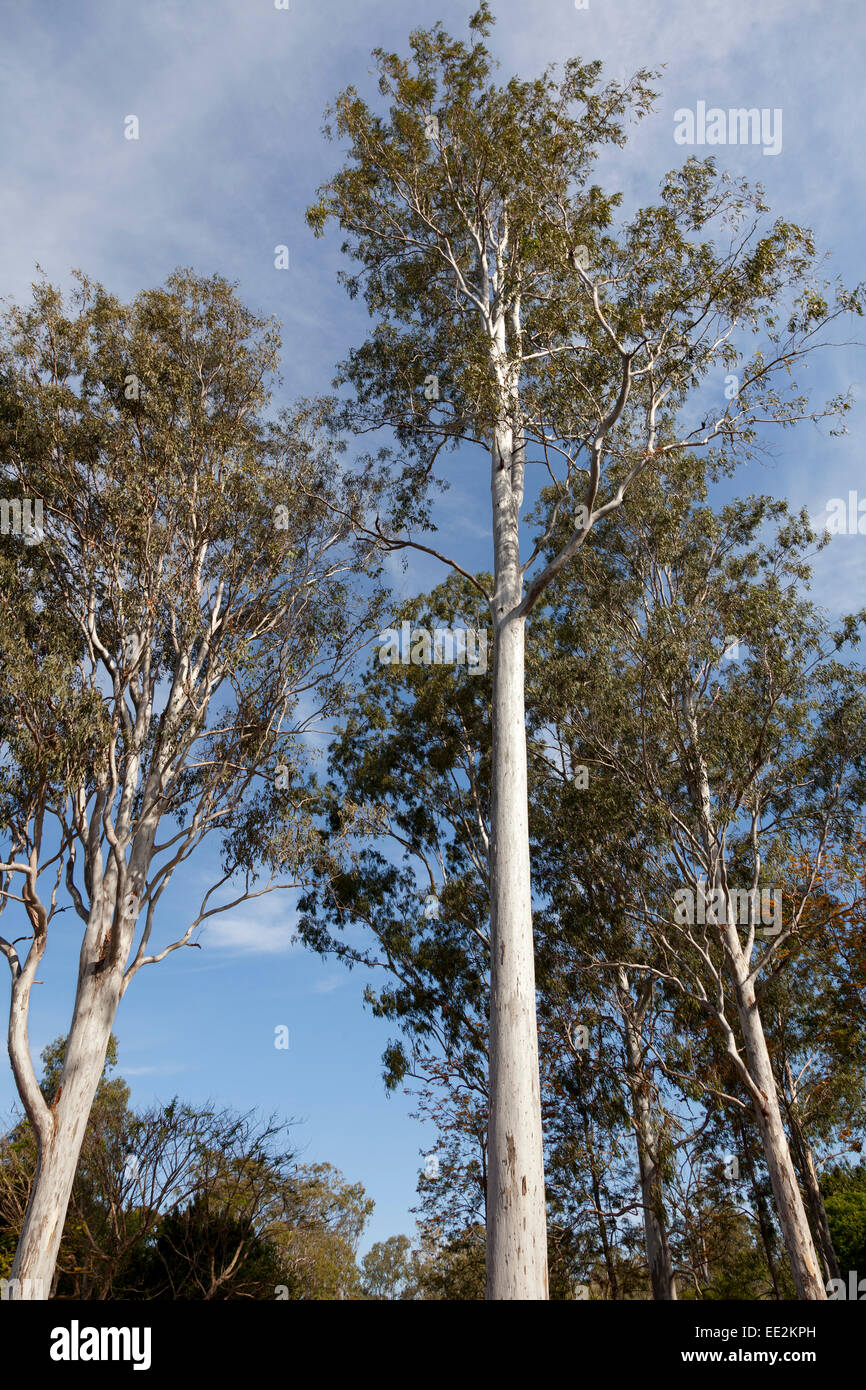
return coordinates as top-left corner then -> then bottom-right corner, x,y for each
729,949 -> 826,1299
486,422 -> 548,1300
9,964 -> 122,1299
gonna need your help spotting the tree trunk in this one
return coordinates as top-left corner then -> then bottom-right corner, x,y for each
486,425 -> 548,1300
616,971 -> 677,1299
730,959 -> 826,1299
8,967 -> 122,1299
637,1139 -> 677,1301
683,699 -> 825,1301
788,1112 -> 841,1284
582,1111 -> 618,1299
737,1118 -> 783,1299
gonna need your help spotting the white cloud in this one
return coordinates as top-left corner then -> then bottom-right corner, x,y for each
311,975 -> 345,994
198,895 -> 300,955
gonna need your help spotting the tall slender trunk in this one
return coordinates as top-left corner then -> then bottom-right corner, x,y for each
683,695 -> 825,1300
785,1103 -> 840,1284
737,1116 -> 783,1299
8,965 -> 122,1298
697,1224 -> 712,1292
486,421 -> 548,1299
616,970 -> 677,1299
638,1147 -> 677,1301
582,1111 -> 619,1299
729,955 -> 826,1299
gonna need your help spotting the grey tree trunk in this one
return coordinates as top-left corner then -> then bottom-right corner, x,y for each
616,970 -> 677,1300
737,1117 -> 784,1299
684,696 -> 826,1300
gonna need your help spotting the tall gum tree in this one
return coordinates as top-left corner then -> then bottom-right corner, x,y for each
305,2 -> 862,1297
0,269 -> 382,1296
298,574 -> 680,1298
528,691 -> 684,1300
762,843 -> 866,1284
534,479 -> 866,1297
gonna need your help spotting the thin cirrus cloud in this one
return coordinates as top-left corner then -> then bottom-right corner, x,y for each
196,897 -> 301,956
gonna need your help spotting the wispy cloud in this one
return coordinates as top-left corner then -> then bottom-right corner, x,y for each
311,975 -> 345,995
197,895 -> 300,956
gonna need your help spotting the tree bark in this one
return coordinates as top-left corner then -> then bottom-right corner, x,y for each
787,1107 -> 840,1284
616,970 -> 677,1299
8,964 -> 122,1298
730,955 -> 826,1299
486,420 -> 548,1299
737,1116 -> 783,1300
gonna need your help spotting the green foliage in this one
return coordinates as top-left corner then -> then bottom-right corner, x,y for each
0,1037 -> 374,1300
360,1234 -> 414,1300
121,1195 -> 283,1301
822,1165 -> 866,1274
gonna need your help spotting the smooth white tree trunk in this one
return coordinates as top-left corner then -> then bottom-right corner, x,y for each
784,1086 -> 841,1284
486,424 -> 548,1299
798,1132 -> 841,1284
9,938 -> 123,1297
729,946 -> 826,1300
685,700 -> 826,1301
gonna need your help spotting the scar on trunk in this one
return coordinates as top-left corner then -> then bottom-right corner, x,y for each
50,1084 -> 63,1111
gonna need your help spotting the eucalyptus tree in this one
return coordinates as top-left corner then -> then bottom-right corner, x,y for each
297,573 -> 617,1288
300,570 -> 682,1300
528,684 -> 686,1300
534,473 -> 866,1297
298,573 -> 494,1091
306,1 -> 860,1296
0,269 -> 381,1296
760,847 -> 866,1285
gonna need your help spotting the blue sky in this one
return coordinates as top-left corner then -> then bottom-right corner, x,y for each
1,0 -> 864,1253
